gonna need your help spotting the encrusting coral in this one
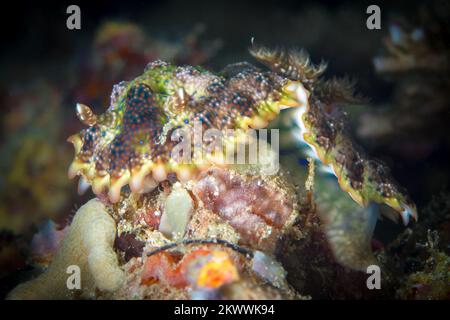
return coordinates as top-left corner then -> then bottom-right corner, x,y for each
7,199 -> 124,299
395,229 -> 450,300
73,21 -> 222,109
0,21 -> 223,295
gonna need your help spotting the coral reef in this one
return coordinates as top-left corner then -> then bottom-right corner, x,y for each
5,38 -> 441,300
72,22 -> 222,109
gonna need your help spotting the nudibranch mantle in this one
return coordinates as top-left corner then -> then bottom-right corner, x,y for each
68,58 -> 301,203
68,47 -> 417,228
249,47 -> 417,226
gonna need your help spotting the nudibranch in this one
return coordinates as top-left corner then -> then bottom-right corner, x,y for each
68,46 -> 417,227
68,58 -> 299,203
249,47 -> 417,226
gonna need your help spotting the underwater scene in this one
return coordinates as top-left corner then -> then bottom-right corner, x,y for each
0,0 -> 449,301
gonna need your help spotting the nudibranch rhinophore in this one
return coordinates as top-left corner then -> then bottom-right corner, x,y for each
68,46 -> 417,228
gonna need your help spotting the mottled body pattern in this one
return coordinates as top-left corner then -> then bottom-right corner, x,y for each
68,47 -> 417,270
251,47 -> 416,225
